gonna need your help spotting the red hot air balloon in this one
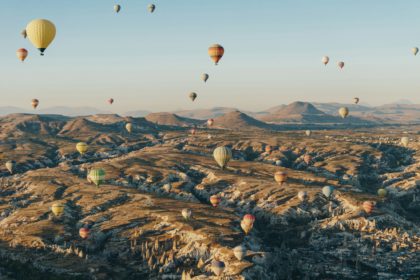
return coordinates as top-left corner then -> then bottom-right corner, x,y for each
208,44 -> 224,65
243,214 -> 255,225
79,227 -> 90,239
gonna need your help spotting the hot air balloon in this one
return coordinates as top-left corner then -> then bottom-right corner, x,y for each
207,119 -> 214,127
303,154 -> 312,165
79,227 -> 90,239
322,186 -> 334,198
201,73 -> 209,83
401,136 -> 409,147
354,97 -> 360,104
210,195 -> 221,207
26,19 -> 56,56
5,161 -> 14,174
412,47 -> 419,56
211,260 -> 225,276
274,171 -> 287,185
21,29 -> 27,39
190,128 -> 196,135
213,146 -> 232,169
242,214 -> 255,226
240,220 -> 253,235
377,188 -> 387,198
233,245 -> 247,261
89,168 -> 105,186
76,142 -> 88,155
305,130 -> 311,137
51,203 -> 64,216
31,99 -> 39,109
148,4 -> 155,13
125,123 -> 133,133
339,107 -> 349,118
181,208 -> 192,220
16,48 -> 28,62
362,201 -> 375,215
114,4 -> 121,13
208,44 -> 224,65
297,191 -> 308,202
338,61 -> 345,69
207,134 -> 212,139
189,92 -> 197,102
322,56 -> 329,65
108,98 -> 114,105
265,145 -> 272,154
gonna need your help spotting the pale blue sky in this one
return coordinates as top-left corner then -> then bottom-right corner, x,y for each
1,1 -> 420,113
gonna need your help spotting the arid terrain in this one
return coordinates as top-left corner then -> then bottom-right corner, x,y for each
0,113 -> 418,279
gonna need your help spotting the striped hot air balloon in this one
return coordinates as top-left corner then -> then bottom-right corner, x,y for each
213,146 -> 232,169
362,201 -> 375,215
16,48 -> 28,62
208,44 -> 224,65
89,168 -> 105,186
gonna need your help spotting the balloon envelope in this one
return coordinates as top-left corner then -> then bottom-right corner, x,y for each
181,208 -> 192,220
5,160 -> 14,174
322,56 -> 329,65
233,245 -> 247,261
412,47 -> 419,56
26,19 -> 56,56
338,61 -> 345,69
339,107 -> 349,118
401,137 -> 409,147
125,123 -> 133,133
51,203 -> 64,216
208,44 -> 224,65
322,186 -> 334,198
211,260 -> 225,276
31,99 -> 39,109
201,73 -> 209,83
148,4 -> 155,13
16,48 -> 28,62
108,98 -> 114,105
305,130 -> 311,137
89,168 -> 105,186
76,142 -> 88,155
362,201 -> 375,214
79,227 -> 90,239
354,97 -> 359,104
114,4 -> 121,13
189,92 -> 197,102
210,195 -> 221,207
274,171 -> 287,185
207,119 -> 214,126
298,191 -> 308,202
213,146 -> 232,169
377,188 -> 387,198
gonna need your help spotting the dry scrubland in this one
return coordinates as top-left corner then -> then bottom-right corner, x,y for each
0,114 -> 418,279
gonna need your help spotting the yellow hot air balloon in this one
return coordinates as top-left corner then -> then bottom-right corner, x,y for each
126,123 -> 133,133
213,146 -> 232,169
51,203 -> 65,216
339,107 -> 349,118
401,136 -> 409,147
412,47 -> 419,56
76,142 -> 88,155
5,160 -> 14,174
26,19 -> 56,56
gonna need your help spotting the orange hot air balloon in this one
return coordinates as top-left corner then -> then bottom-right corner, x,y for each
265,145 -> 272,154
31,99 -> 39,109
242,214 -> 255,225
16,48 -> 28,62
208,44 -> 224,65
274,171 -> 287,185
79,227 -> 90,239
207,119 -> 214,127
303,154 -> 312,165
362,201 -> 375,215
241,220 -> 253,235
108,98 -> 114,105
210,195 -> 221,207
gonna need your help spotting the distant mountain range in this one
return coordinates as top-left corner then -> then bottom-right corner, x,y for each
0,101 -> 419,125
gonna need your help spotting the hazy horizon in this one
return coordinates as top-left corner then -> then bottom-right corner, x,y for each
2,1 -> 420,113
